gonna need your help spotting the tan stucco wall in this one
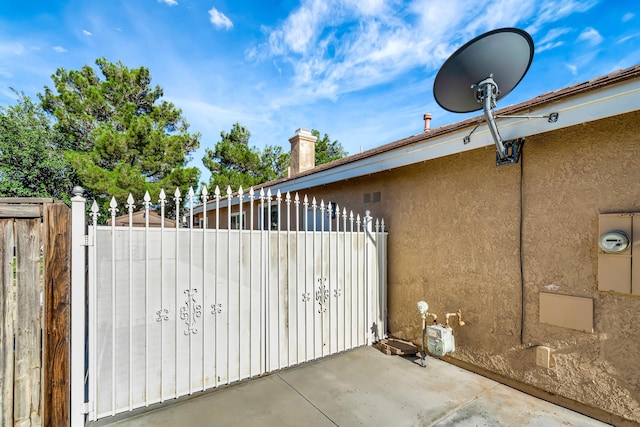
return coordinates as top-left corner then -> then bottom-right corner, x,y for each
290,111 -> 640,423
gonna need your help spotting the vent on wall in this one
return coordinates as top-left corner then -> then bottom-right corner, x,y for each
364,192 -> 381,204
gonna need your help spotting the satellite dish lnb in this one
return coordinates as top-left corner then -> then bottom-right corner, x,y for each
433,28 -> 554,166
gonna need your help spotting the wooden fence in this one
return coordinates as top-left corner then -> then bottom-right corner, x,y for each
0,199 -> 71,427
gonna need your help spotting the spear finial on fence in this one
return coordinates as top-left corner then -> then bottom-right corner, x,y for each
144,191 -> 151,227
91,200 -> 99,224
174,188 -> 182,227
126,194 -> 135,213
159,189 -> 167,228
109,197 -> 118,220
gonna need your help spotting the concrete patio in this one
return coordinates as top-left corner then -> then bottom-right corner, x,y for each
91,346 -> 610,427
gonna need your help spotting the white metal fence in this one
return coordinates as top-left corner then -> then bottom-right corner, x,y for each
71,186 -> 387,423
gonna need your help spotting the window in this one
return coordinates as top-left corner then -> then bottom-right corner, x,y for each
327,201 -> 338,219
230,212 -> 246,230
261,205 -> 279,230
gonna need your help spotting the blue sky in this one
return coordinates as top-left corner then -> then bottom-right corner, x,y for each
1,0 -> 638,185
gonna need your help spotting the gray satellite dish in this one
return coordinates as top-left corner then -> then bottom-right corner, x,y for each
433,28 -> 555,165
434,28 -> 533,114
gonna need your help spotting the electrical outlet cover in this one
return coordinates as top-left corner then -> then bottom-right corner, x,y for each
536,346 -> 551,368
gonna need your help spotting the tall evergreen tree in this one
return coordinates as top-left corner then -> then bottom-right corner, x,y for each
312,129 -> 348,165
203,123 -> 289,190
0,92 -> 73,201
39,58 -> 200,214
203,124 -> 348,191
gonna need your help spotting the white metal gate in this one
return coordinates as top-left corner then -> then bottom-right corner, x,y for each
71,186 -> 387,423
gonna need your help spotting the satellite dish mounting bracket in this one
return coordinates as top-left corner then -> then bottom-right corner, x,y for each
473,76 -> 510,162
461,75 -> 559,165
433,28 -> 558,166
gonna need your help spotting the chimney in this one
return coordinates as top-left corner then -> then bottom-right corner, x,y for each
423,113 -> 432,132
289,128 -> 317,176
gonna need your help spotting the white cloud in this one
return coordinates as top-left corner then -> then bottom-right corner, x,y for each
617,33 -> 639,44
53,46 -> 67,53
566,64 -> 578,75
158,0 -> 178,5
0,42 -> 25,56
82,29 -> 92,36
245,0 -> 605,107
577,27 -> 603,45
537,41 -> 564,53
622,12 -> 634,22
208,7 -> 233,30
525,0 -> 597,34
536,27 -> 571,52
538,27 -> 571,45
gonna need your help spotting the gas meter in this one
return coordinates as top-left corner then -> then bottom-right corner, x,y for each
427,325 -> 455,356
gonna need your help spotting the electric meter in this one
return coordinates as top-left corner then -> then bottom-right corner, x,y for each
599,230 -> 630,254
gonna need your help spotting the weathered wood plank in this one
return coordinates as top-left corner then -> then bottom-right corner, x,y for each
14,219 -> 42,426
0,219 -> 15,426
0,204 -> 41,219
43,202 -> 71,427
0,198 -> 53,204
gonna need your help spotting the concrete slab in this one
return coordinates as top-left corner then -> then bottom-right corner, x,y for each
91,346 -> 610,427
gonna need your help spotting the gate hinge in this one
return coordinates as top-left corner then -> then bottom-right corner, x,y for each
82,401 -> 94,414
81,235 -> 92,247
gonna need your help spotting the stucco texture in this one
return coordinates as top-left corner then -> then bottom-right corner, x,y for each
300,111 -> 640,423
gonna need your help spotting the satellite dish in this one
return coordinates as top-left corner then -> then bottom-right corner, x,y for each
433,28 -> 540,165
434,28 -> 533,113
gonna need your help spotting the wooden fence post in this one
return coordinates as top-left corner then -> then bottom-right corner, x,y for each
43,202 -> 71,426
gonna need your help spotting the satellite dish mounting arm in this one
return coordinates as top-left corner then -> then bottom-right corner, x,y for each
474,76 -> 507,161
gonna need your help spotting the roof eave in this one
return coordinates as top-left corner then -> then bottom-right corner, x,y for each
194,65 -> 640,215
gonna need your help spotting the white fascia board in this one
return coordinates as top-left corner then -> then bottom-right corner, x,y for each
195,78 -> 640,213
